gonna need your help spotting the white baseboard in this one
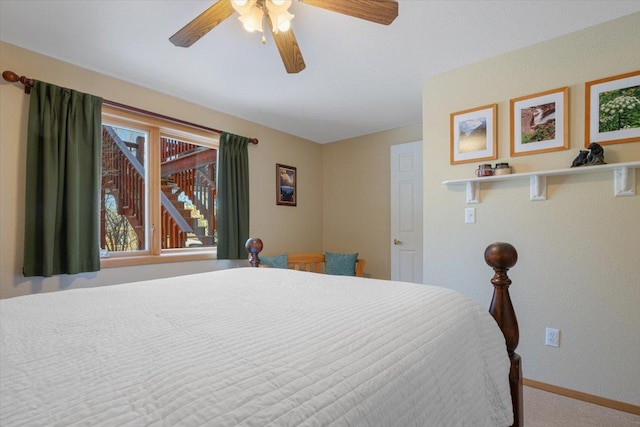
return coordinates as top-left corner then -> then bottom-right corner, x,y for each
523,378 -> 640,416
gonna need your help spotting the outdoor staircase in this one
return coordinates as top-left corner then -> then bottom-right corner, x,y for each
161,179 -> 214,247
100,126 -> 216,250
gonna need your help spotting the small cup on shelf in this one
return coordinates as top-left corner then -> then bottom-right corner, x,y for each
475,164 -> 494,177
494,162 -> 512,175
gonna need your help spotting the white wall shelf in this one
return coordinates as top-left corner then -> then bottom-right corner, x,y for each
442,161 -> 640,204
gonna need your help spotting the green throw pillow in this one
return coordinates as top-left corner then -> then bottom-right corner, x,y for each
325,251 -> 358,276
260,253 -> 288,269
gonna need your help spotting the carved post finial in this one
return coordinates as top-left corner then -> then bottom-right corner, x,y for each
484,242 -> 519,354
245,237 -> 263,267
484,242 -> 518,271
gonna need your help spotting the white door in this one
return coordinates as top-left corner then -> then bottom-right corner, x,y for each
390,141 -> 423,283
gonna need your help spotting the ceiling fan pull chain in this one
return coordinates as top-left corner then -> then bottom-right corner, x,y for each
262,12 -> 267,44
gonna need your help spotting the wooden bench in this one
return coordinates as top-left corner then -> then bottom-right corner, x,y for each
261,253 -> 366,277
244,240 -> 365,277
288,253 -> 365,277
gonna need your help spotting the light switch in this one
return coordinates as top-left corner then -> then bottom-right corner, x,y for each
465,207 -> 476,224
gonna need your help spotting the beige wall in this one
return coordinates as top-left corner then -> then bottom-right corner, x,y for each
0,42 -> 323,298
422,13 -> 640,406
322,124 -> 422,280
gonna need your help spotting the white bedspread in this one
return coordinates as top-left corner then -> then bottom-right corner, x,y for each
0,268 -> 513,426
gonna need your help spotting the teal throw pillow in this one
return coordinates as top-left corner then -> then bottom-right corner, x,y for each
260,253 -> 288,269
325,252 -> 358,276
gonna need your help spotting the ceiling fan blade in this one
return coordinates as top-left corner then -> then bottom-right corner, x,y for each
169,0 -> 235,47
267,21 -> 306,74
299,0 -> 398,25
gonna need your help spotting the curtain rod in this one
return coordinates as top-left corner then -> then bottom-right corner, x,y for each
2,70 -> 259,144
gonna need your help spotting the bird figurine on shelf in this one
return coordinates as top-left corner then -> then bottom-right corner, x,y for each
571,150 -> 589,167
586,142 -> 606,165
570,142 -> 606,167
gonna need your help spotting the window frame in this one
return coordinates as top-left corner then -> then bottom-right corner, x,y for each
100,106 -> 219,268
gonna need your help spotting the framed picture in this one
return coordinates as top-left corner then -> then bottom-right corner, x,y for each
585,70 -> 640,146
510,87 -> 568,156
276,163 -> 296,206
450,104 -> 497,165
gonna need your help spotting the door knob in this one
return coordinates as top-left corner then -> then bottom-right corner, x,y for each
393,239 -> 402,245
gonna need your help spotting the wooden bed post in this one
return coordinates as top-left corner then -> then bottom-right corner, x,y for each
245,237 -> 263,267
484,242 -> 522,427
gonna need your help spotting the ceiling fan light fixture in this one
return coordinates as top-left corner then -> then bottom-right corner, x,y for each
266,0 -> 292,10
266,0 -> 294,33
269,9 -> 294,33
238,4 -> 264,32
232,0 -> 295,35
231,0 -> 254,14
276,16 -> 291,32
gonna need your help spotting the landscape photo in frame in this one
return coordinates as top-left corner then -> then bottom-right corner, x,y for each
276,163 -> 297,206
450,104 -> 497,165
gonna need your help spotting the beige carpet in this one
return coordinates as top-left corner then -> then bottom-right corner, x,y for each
524,386 -> 640,426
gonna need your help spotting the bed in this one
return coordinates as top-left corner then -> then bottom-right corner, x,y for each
0,240 -> 522,426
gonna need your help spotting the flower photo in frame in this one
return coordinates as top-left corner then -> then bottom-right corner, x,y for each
585,70 -> 640,146
276,163 -> 297,206
510,87 -> 568,157
450,104 -> 497,165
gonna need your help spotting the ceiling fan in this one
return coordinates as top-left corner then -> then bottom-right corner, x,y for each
169,0 -> 398,74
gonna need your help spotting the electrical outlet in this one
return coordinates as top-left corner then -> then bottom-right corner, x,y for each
545,327 -> 560,347
464,207 -> 476,224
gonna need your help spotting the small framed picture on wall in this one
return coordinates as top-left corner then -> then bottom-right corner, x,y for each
510,87 -> 568,156
585,70 -> 640,146
450,104 -> 497,165
276,163 -> 297,206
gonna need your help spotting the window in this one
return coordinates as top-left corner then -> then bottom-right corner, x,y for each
100,106 -> 218,267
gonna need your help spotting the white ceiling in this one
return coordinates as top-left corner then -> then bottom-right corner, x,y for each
1,1 -> 639,144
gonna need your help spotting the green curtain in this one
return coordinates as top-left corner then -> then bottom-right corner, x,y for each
217,132 -> 250,259
23,81 -> 103,277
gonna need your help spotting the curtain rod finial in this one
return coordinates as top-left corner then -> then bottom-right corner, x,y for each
2,70 -> 19,83
3,70 -> 34,94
